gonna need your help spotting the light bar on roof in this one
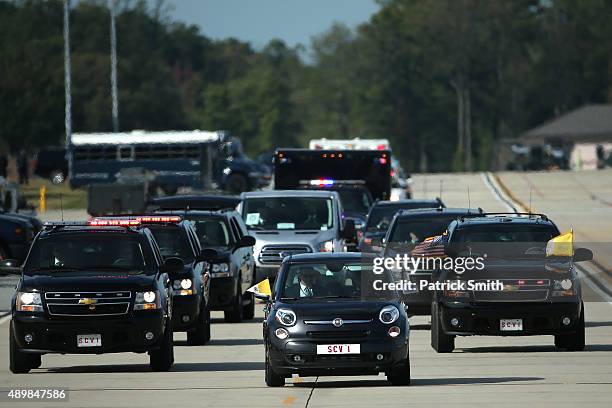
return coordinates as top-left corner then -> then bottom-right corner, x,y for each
88,219 -> 140,226
137,215 -> 182,223
309,179 -> 335,186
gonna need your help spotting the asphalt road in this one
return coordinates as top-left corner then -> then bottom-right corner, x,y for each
0,172 -> 611,407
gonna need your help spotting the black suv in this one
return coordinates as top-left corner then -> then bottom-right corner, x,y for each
359,198 -> 445,253
261,252 -> 411,387
115,215 -> 211,345
382,208 -> 483,315
151,195 -> 256,323
0,220 -> 175,373
430,214 -> 592,353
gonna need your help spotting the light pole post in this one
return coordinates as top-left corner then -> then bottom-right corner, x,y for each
109,0 -> 120,132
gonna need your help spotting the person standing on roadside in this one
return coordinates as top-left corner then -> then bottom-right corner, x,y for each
17,150 -> 29,185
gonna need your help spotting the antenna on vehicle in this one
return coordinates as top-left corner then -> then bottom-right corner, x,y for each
439,180 -> 443,203
60,193 -> 64,222
467,185 -> 471,213
529,187 -> 533,217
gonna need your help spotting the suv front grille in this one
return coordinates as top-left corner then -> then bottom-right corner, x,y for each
45,291 -> 131,316
258,245 -> 311,264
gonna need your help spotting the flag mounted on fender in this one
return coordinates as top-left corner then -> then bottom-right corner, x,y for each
247,278 -> 272,297
546,230 -> 573,257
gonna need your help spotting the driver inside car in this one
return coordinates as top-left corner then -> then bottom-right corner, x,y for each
284,267 -> 327,298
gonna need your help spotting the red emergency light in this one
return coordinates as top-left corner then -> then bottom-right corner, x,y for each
88,219 -> 140,226
137,216 -> 182,223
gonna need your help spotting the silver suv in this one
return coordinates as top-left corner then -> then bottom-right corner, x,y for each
238,190 -> 355,282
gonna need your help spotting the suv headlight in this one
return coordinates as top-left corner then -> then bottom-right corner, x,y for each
275,308 -> 297,326
552,279 -> 575,297
134,290 -> 161,310
16,292 -> 43,312
172,279 -> 194,295
210,263 -> 230,277
379,305 -> 400,324
318,240 -> 334,252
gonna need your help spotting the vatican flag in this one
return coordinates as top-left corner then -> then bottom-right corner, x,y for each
546,230 -> 574,257
247,278 -> 272,297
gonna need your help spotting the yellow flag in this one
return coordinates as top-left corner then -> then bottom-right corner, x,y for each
247,278 -> 272,296
546,230 -> 573,257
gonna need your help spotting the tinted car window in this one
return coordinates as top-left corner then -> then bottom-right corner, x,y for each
149,227 -> 194,262
279,262 -> 395,300
243,197 -> 333,231
25,235 -> 147,274
192,219 -> 230,247
389,216 -> 457,244
366,203 -> 440,232
452,224 -> 559,259
336,188 -> 372,214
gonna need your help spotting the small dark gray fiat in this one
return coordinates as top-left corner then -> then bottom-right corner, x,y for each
260,252 -> 410,386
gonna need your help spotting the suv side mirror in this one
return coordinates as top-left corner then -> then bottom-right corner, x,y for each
197,248 -> 219,262
573,247 -> 593,263
0,259 -> 21,276
163,257 -> 184,272
235,235 -> 256,250
342,219 -> 356,240
254,293 -> 270,302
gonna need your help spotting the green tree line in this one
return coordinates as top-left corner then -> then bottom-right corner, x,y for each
1,0 -> 611,172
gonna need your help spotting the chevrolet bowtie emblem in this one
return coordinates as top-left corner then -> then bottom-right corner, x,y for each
79,298 -> 97,305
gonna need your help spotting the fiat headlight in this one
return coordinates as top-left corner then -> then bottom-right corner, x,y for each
379,305 -> 400,324
16,292 -> 43,312
275,308 -> 297,326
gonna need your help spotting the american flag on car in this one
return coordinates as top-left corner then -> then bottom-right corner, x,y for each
411,233 -> 448,257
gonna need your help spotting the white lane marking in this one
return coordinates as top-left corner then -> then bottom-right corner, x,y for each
481,172 -> 517,213
575,264 -> 612,305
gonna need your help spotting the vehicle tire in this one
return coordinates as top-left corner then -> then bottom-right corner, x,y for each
9,322 -> 31,374
265,350 -> 285,387
28,354 -> 42,369
243,290 -> 255,320
225,173 -> 249,194
386,354 -> 411,386
555,303 -> 585,351
187,303 -> 211,346
431,302 -> 455,353
149,322 -> 174,371
224,282 -> 243,323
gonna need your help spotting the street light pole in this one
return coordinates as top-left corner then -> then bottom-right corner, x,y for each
109,0 -> 120,132
63,0 -> 73,182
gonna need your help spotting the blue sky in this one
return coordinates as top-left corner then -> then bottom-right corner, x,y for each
159,0 -> 379,49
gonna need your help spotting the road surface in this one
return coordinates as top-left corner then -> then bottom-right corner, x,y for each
0,172 -> 610,407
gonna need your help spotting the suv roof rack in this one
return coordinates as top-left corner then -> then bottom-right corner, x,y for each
477,212 -> 549,221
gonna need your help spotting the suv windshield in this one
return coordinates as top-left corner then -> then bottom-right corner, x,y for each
188,218 -> 230,247
279,262 -> 396,300
149,227 -> 194,262
336,188 -> 372,215
366,203 -> 440,233
388,216 -> 457,246
451,224 -> 559,259
25,234 -> 147,274
243,197 -> 333,231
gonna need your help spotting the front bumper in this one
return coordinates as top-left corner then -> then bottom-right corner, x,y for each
438,300 -> 582,336
172,295 -> 200,331
267,335 -> 409,376
209,277 -> 237,310
12,311 -> 167,354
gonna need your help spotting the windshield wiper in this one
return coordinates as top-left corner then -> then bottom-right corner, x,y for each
280,297 -> 299,300
29,266 -> 83,273
312,295 -> 359,299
